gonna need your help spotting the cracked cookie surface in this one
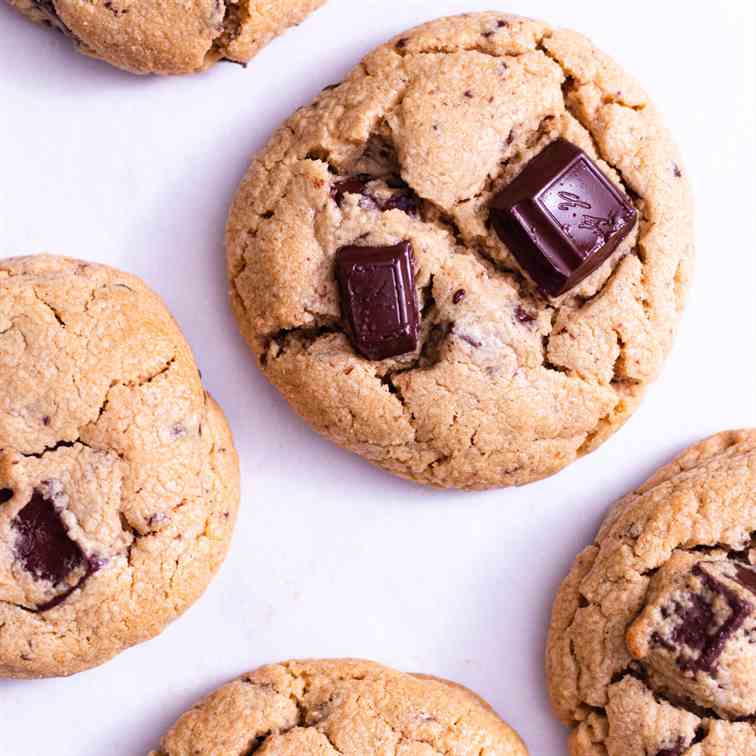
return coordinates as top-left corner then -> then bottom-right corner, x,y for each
0,254 -> 240,677
226,12 -> 694,490
546,430 -> 756,755
7,0 -> 325,74
150,658 -> 528,755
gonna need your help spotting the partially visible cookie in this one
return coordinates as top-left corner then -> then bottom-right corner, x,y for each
8,0 -> 325,74
0,255 -> 240,677
150,658 -> 528,755
547,430 -> 756,755
227,11 -> 694,490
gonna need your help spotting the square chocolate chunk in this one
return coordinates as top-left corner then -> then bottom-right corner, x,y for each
335,241 -> 419,360
490,138 -> 637,296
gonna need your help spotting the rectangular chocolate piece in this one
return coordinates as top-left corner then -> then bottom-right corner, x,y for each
335,241 -> 419,360
490,138 -> 637,296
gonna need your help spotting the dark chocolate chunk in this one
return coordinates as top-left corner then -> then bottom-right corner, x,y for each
12,488 -> 85,584
656,739 -> 687,756
335,241 -> 420,360
332,174 -> 420,216
452,289 -> 466,304
382,190 -> 420,216
666,565 -> 752,673
735,564 -> 756,596
35,556 -> 105,613
331,174 -> 372,205
490,138 -> 637,296
0,488 -> 13,504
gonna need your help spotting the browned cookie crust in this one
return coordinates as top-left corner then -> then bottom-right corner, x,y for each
547,430 -> 756,755
0,255 -> 240,677
227,12 -> 694,490
150,658 -> 529,754
8,0 -> 325,74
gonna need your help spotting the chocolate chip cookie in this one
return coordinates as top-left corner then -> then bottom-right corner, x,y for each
150,658 -> 528,755
227,12 -> 694,490
0,255 -> 239,677
8,0 -> 325,74
547,430 -> 756,755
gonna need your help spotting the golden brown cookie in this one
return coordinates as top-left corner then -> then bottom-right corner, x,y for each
227,12 -> 694,490
0,254 -> 240,677
150,658 -> 528,755
8,0 -> 325,74
547,430 -> 756,755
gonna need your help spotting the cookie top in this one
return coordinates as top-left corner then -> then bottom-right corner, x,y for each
0,255 -> 239,677
150,658 -> 528,755
9,0 -> 325,74
547,430 -> 756,755
227,12 -> 694,490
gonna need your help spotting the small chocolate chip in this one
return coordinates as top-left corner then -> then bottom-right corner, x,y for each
396,37 -> 408,49
171,423 -> 187,440
482,30 -> 495,38
1,488 -> 13,504
42,416 -> 51,426
464,90 -> 474,98
673,163 -> 683,178
452,289 -> 466,304
497,19 -> 508,28
515,305 -> 535,324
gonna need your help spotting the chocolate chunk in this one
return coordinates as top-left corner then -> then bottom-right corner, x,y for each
12,488 -> 85,584
0,488 -> 13,504
668,565 -> 752,673
331,174 -> 372,205
332,174 -> 420,216
452,289 -> 466,304
382,191 -> 420,216
735,564 -> 756,596
36,556 -> 105,613
490,138 -> 637,296
335,242 -> 420,360
656,739 -> 686,756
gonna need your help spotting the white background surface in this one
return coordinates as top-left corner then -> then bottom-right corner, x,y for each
0,1 -> 754,754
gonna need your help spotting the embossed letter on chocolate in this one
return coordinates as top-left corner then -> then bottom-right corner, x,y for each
490,138 -> 637,296
336,241 -> 420,360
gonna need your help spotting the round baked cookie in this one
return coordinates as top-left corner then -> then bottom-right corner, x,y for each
547,430 -> 756,755
227,12 -> 694,490
0,255 -> 240,678
8,0 -> 325,74
150,658 -> 528,755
